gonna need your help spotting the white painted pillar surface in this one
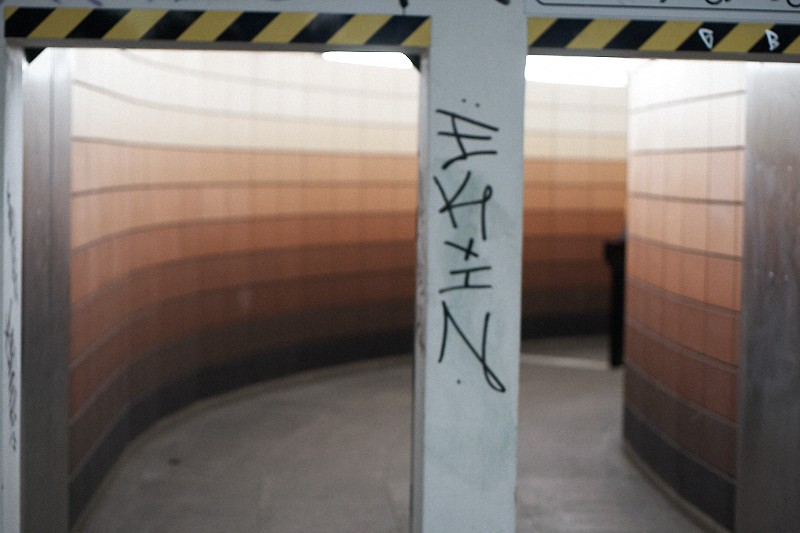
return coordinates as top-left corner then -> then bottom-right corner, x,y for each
0,43 -> 24,533
412,2 -> 526,532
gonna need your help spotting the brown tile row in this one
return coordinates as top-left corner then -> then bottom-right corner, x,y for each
521,287 -> 608,317
627,237 -> 742,311
69,269 -> 416,415
625,323 -> 737,422
71,209 -> 619,307
523,183 -> 626,211
68,299 -> 414,474
523,209 -> 624,237
625,365 -> 737,479
522,260 -> 609,290
71,241 -> 416,357
523,235 -> 610,263
626,278 -> 739,367
71,213 -> 416,303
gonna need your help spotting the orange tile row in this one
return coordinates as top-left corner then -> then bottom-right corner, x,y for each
525,159 -> 627,185
627,196 -> 743,257
72,140 -> 419,193
628,149 -> 744,202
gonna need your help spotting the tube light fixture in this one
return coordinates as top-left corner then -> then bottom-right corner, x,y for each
525,55 -> 643,88
321,51 -> 413,70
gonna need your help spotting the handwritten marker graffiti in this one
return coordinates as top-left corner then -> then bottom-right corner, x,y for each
436,109 -> 499,170
4,309 -> 17,451
439,302 -> 505,392
435,103 -> 505,392
433,172 -> 493,241
3,187 -> 19,452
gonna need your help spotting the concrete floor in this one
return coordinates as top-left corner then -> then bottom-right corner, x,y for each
76,337 -> 704,533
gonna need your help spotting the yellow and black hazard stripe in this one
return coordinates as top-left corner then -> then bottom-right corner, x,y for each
4,7 -> 430,48
529,18 -> 800,56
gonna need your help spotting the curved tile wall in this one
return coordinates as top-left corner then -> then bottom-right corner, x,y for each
624,60 -> 745,531
523,82 -> 627,335
68,49 -> 420,520
68,49 -> 627,522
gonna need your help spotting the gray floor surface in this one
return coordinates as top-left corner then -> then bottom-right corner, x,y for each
76,337 -> 704,533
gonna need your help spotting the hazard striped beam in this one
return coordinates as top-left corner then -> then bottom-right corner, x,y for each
4,7 -> 430,48
529,18 -> 800,56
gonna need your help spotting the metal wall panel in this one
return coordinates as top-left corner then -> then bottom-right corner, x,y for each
21,48 -> 71,533
738,63 -> 800,532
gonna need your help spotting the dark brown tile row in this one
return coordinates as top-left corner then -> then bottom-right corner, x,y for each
68,322 -> 414,528
626,278 -> 739,367
69,269 -> 416,415
625,323 -> 737,422
71,241 -> 416,357
522,286 -> 608,314
522,260 -> 610,290
68,299 -> 414,474
522,235 -> 610,262
627,237 -> 742,310
71,212 -> 417,303
625,365 -> 737,478
624,408 -> 735,531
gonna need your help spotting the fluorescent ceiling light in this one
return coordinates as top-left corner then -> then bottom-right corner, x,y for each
322,51 -> 413,70
525,55 -> 642,88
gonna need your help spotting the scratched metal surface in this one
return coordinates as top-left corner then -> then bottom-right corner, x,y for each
21,48 -> 72,532
737,62 -> 800,532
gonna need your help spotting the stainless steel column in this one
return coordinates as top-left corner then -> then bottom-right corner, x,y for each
21,48 -> 71,533
738,63 -> 800,533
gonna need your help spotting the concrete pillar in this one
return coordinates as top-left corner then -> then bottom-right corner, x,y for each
0,45 -> 24,533
412,2 -> 526,531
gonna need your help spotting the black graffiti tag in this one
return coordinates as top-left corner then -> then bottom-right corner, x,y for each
5,303 -> 17,451
433,171 -> 493,241
439,301 -> 505,392
436,109 -> 499,170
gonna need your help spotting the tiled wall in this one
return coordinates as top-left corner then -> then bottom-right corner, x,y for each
68,49 -> 420,521
68,49 -> 627,522
522,82 -> 627,334
624,60 -> 746,531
